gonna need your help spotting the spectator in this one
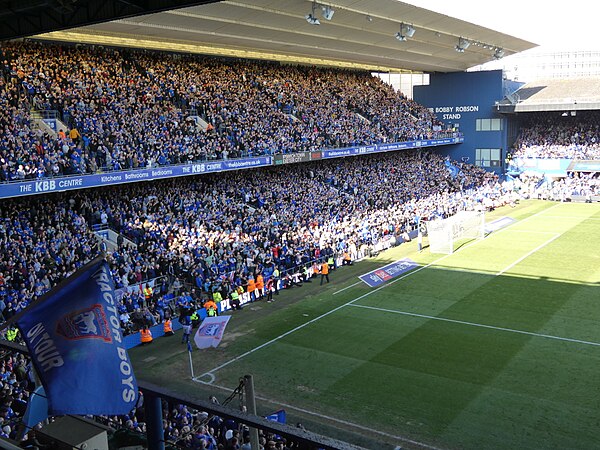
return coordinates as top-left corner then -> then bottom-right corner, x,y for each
0,40 -> 453,182
512,111 -> 600,160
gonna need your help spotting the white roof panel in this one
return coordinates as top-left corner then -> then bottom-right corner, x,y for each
35,0 -> 536,72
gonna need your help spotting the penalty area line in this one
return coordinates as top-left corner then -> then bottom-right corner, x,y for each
350,304 -> 600,348
496,232 -> 561,276
542,215 -> 600,221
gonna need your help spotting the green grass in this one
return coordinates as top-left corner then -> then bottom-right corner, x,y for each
131,200 -> 600,449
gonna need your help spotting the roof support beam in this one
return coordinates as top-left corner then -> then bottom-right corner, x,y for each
0,0 -> 222,40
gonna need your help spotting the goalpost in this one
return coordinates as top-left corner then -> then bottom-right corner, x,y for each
425,210 -> 485,254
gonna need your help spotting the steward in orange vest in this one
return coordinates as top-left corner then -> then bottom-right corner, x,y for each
247,277 -> 256,302
255,274 -> 264,300
320,262 -> 330,285
163,319 -> 174,336
140,327 -> 153,344
343,251 -> 353,266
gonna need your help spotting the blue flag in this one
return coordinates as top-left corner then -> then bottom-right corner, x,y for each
22,386 -> 48,429
444,159 -> 459,178
16,259 -> 138,416
265,409 -> 286,424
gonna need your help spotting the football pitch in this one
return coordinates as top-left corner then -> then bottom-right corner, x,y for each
131,200 -> 600,450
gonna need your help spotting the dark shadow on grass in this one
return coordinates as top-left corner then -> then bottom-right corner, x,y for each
325,267 -> 600,450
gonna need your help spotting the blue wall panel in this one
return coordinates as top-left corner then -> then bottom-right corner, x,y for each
414,70 -> 506,173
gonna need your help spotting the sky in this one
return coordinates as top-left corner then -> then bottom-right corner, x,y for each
403,0 -> 598,51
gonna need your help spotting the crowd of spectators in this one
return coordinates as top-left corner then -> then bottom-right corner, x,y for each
511,111 -> 600,159
0,147 -> 512,448
0,39 -> 535,449
512,172 -> 600,201
0,150 -> 504,340
0,40 -> 454,182
97,398 -> 303,450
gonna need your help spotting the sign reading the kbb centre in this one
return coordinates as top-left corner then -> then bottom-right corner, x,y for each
2,156 -> 273,199
359,258 -> 418,288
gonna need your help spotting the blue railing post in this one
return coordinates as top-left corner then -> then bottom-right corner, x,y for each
145,394 -> 165,450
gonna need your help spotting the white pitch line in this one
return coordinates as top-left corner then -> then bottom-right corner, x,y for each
333,281 -> 361,295
496,232 -> 561,276
350,304 -> 600,348
509,229 -> 560,235
541,215 -> 600,221
192,380 -> 445,450
200,203 -> 561,378
202,248 -> 472,378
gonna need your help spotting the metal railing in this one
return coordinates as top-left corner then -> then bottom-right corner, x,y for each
30,109 -> 59,120
0,339 -> 365,450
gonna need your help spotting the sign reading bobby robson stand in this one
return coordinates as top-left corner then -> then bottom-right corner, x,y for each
359,258 -> 418,288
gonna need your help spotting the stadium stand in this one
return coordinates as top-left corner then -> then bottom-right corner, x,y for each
513,172 -> 600,202
0,144 -> 522,448
511,111 -> 600,159
1,26 -> 583,450
0,41 -> 456,182
0,150 -> 503,333
0,2 -> 551,449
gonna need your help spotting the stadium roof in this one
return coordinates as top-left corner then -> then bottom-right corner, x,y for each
496,78 -> 600,113
33,0 -> 536,73
0,0 -> 219,40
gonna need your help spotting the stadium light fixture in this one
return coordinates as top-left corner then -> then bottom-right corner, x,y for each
395,31 -> 406,42
403,23 -> 416,38
321,5 -> 334,21
493,48 -> 505,59
455,37 -> 470,52
305,1 -> 320,25
395,23 -> 415,42
305,14 -> 320,25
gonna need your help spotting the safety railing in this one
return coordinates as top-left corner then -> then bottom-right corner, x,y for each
0,339 -> 363,450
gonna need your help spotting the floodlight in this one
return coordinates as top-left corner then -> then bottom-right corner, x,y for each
395,23 -> 415,42
493,48 -> 505,59
403,23 -> 415,38
305,13 -> 320,25
321,5 -> 334,21
305,1 -> 320,25
455,37 -> 470,52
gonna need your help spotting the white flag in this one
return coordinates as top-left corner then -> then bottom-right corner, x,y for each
194,316 -> 231,349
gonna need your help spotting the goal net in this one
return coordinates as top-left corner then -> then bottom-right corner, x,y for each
425,210 -> 485,254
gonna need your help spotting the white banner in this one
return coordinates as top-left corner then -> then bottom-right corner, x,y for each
194,316 -> 231,349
